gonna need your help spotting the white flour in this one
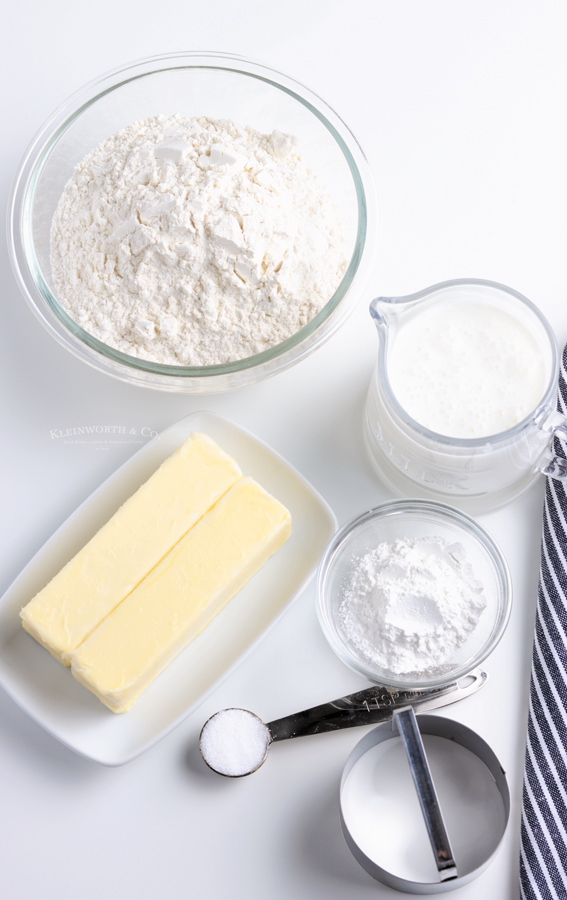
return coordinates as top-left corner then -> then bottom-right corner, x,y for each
50,115 -> 347,366
339,537 -> 486,676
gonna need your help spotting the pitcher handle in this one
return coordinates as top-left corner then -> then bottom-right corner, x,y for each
535,410 -> 567,479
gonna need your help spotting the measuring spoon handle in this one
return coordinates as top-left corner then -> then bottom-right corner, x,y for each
267,668 -> 486,742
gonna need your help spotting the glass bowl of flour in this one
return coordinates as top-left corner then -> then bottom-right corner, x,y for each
317,500 -> 511,690
9,53 -> 377,392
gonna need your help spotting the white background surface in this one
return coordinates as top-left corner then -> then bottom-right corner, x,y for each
1,2 -> 566,898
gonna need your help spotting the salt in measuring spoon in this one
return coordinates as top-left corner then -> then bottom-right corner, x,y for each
199,667 -> 486,778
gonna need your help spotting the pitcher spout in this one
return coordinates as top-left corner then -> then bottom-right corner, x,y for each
369,296 -> 395,327
369,288 -> 435,329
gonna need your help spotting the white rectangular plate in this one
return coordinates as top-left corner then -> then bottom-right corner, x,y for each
0,411 -> 337,765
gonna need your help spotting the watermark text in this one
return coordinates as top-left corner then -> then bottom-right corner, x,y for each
49,425 -> 158,447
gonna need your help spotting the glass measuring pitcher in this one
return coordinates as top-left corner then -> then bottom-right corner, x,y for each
364,279 -> 567,512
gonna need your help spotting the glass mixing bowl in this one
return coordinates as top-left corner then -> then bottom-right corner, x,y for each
8,52 -> 377,392
317,500 -> 512,691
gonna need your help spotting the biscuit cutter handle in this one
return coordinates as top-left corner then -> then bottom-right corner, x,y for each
394,706 -> 458,882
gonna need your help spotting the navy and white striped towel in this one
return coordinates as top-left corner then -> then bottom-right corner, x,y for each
521,344 -> 567,899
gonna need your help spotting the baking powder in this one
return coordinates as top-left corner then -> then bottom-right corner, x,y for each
339,537 -> 486,676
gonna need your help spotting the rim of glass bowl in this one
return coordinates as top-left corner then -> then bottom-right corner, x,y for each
316,499 -> 512,690
372,277 -> 559,449
8,51 -> 377,389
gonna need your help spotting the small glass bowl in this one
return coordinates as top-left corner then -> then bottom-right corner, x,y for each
317,500 -> 512,690
8,52 -> 377,393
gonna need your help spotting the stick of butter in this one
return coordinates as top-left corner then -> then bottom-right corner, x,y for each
66,477 -> 291,713
20,433 -> 242,664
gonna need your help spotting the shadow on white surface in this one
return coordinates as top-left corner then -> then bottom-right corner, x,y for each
293,783 -> 382,892
0,685 -> 100,782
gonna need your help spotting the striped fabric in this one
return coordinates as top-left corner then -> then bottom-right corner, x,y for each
520,345 -> 567,900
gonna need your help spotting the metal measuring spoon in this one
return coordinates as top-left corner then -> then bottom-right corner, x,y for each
199,668 -> 487,778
